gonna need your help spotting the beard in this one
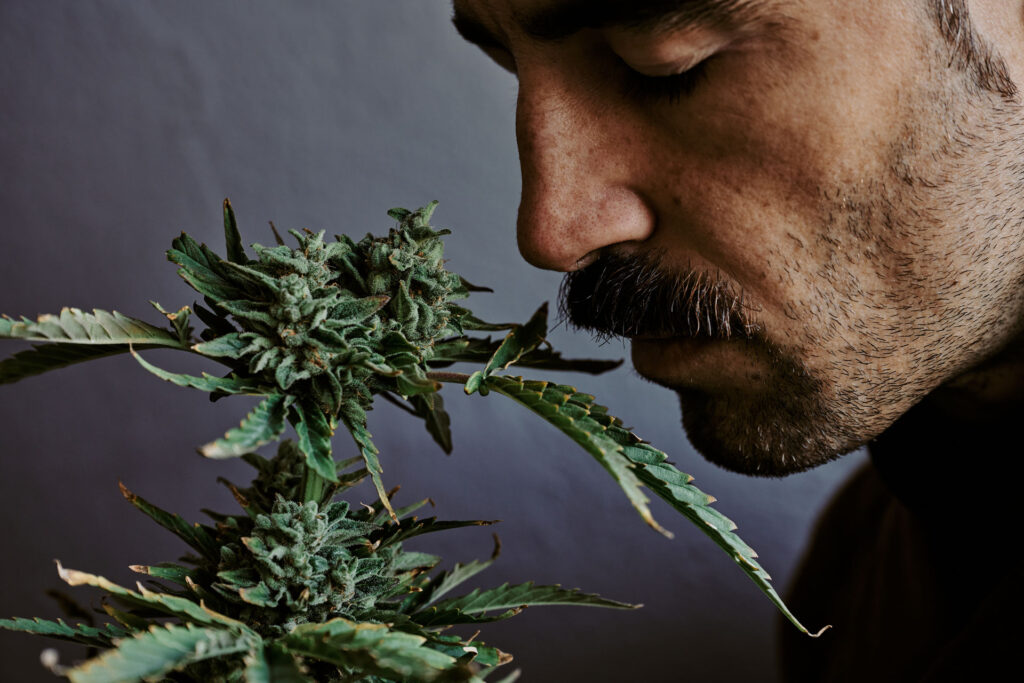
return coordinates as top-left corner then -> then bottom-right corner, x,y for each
560,252 -> 856,476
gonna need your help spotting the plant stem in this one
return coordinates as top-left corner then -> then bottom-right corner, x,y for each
426,371 -> 471,384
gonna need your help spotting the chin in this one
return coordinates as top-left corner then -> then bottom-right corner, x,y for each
675,387 -> 856,476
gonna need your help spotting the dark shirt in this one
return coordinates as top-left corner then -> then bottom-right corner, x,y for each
779,396 -> 1024,682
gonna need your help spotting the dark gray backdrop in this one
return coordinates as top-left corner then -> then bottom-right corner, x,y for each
0,3 -> 865,681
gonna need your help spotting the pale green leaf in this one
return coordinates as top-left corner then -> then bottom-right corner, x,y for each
66,623 -> 252,683
200,394 -> 293,458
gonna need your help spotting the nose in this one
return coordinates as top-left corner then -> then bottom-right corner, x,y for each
515,70 -> 656,272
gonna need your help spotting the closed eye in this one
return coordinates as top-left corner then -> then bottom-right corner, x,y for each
623,58 -> 713,104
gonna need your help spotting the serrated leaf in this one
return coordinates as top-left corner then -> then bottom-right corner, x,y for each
292,400 -> 339,483
417,550 -> 500,610
66,623 -> 252,683
481,375 -> 823,636
415,582 -> 636,628
129,563 -> 200,588
372,517 -> 497,551
200,394 -> 293,458
244,643 -> 309,683
119,483 -> 220,561
410,392 -> 452,454
281,618 -> 476,683
0,343 -> 136,385
0,617 -> 127,648
340,408 -> 396,520
0,308 -> 187,347
464,303 -> 548,394
600,427 -> 826,636
56,563 -> 257,637
130,348 -> 269,395
481,375 -> 667,537
223,198 -> 248,264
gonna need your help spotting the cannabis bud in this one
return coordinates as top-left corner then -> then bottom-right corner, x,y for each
173,202 -> 467,419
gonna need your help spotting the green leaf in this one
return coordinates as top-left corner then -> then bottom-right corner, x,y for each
0,308 -> 187,348
410,392 -> 453,454
0,343 -> 134,385
292,400 -> 339,483
415,540 -> 501,610
56,563 -> 257,637
458,313 -> 517,332
66,623 -> 252,683
192,332 -> 249,359
464,303 -> 549,394
603,431 -> 827,636
223,198 -> 248,264
281,618 -> 475,683
415,582 -> 636,627
130,348 -> 270,395
150,301 -> 193,344
129,563 -> 200,588
0,617 -> 127,648
430,337 -> 622,375
200,395 -> 293,458
372,517 -> 497,550
481,375 -> 668,537
119,483 -> 221,561
340,408 -> 396,520
479,376 -> 824,636
168,233 -> 248,302
243,643 -> 309,683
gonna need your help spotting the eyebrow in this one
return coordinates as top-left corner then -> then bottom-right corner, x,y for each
453,0 -> 770,48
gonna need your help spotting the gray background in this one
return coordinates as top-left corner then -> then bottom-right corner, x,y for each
0,2 -> 865,681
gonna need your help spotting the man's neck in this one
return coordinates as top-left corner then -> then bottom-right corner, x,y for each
868,335 -> 1024,523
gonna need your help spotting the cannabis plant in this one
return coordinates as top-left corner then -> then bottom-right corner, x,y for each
0,201 -> 820,682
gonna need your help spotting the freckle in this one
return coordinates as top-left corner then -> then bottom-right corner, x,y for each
672,195 -> 684,207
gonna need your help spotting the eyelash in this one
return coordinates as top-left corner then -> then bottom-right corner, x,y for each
624,59 -> 712,104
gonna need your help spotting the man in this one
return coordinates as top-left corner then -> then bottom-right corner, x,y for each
452,0 -> 1024,680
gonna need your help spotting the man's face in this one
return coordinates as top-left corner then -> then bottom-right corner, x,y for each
455,0 -> 1024,475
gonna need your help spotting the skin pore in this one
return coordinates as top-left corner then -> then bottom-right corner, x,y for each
454,0 -> 1024,476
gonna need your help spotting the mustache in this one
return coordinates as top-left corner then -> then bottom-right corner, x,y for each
558,252 -> 760,342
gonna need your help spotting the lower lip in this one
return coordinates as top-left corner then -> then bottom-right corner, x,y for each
631,336 -> 766,388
